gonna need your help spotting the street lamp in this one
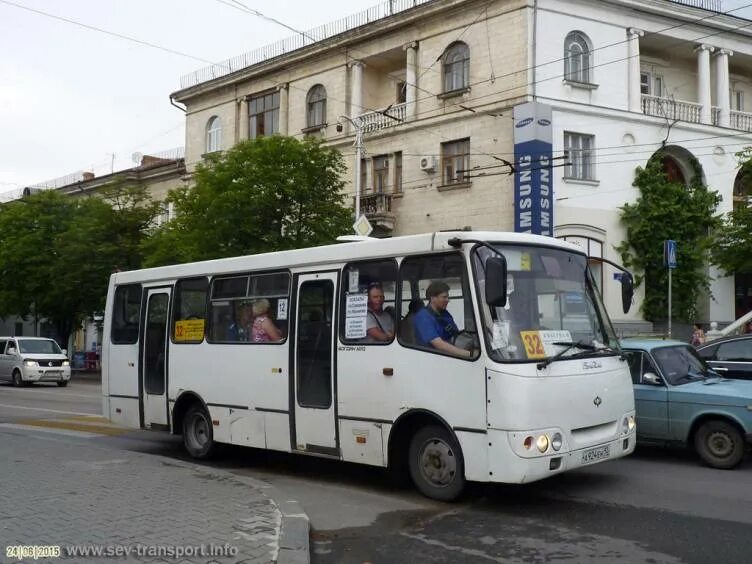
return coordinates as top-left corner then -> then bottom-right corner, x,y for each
338,115 -> 365,222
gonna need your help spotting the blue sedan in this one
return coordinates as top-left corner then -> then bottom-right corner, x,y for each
621,339 -> 752,469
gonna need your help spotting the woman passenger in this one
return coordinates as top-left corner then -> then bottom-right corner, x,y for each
251,299 -> 283,343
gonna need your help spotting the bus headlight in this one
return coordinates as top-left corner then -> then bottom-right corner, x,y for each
551,433 -> 563,451
536,434 -> 549,453
62,360 -> 70,366
523,436 -> 533,450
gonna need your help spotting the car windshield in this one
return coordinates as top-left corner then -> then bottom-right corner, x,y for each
652,345 -> 709,385
473,244 -> 619,363
18,339 -> 62,354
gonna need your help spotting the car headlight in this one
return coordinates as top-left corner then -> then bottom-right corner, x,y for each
62,360 -> 70,366
623,415 -> 636,434
536,434 -> 550,453
23,360 -> 38,367
551,432 -> 563,451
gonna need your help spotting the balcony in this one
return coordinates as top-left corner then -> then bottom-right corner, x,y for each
356,192 -> 395,233
730,110 -> 752,132
641,94 -> 702,123
359,103 -> 406,134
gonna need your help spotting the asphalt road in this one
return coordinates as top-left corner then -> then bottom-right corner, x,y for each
2,379 -> 751,563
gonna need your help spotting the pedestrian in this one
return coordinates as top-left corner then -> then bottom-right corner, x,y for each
690,323 -> 705,347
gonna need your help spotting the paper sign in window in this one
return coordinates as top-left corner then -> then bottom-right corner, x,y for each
174,319 -> 205,342
345,293 -> 368,339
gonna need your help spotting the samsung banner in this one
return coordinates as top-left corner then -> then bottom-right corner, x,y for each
513,102 -> 553,237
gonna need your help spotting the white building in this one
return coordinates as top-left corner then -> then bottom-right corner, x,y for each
171,0 -> 752,329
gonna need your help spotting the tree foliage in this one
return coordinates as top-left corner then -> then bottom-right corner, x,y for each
617,154 -> 721,322
711,147 -> 752,275
0,184 -> 160,344
143,136 -> 352,266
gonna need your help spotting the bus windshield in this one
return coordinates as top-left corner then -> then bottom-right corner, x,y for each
473,244 -> 619,363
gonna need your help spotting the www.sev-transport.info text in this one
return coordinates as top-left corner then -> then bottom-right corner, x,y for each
6,543 -> 239,560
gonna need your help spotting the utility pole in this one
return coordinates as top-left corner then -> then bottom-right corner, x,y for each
338,115 -> 365,222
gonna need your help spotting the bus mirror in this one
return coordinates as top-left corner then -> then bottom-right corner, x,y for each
485,256 -> 508,307
620,273 -> 634,314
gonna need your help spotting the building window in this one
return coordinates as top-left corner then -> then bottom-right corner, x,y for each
373,156 -> 389,193
394,152 -> 403,194
249,91 -> 280,139
564,132 -> 595,181
306,85 -> 327,128
205,116 -> 221,153
640,71 -> 663,97
441,139 -> 470,185
396,81 -> 407,104
564,31 -> 591,84
732,90 -> 745,112
442,42 -> 470,93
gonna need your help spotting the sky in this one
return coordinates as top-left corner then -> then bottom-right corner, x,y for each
1,0 -> 752,197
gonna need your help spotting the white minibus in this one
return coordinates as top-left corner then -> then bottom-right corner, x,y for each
102,231 -> 636,500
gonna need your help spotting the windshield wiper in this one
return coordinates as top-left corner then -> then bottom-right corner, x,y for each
537,341 -> 596,369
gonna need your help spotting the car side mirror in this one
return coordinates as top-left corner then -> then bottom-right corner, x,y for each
620,273 -> 634,314
485,256 -> 508,307
642,372 -> 662,386
62,349 -> 68,356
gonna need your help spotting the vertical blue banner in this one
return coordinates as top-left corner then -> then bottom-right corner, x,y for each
513,102 -> 554,236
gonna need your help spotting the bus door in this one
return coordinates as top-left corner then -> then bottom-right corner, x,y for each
292,272 -> 338,454
141,287 -> 171,428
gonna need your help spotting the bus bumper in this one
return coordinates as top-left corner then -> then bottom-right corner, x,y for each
486,430 -> 636,484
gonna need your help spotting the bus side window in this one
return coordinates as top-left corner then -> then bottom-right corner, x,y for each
172,277 -> 208,344
111,284 -> 142,345
339,259 -> 398,345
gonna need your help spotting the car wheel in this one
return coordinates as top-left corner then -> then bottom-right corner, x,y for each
408,425 -> 466,501
694,420 -> 744,469
12,370 -> 22,387
57,381 -> 68,387
182,405 -> 217,459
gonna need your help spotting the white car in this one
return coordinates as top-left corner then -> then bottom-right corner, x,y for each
0,337 -> 71,387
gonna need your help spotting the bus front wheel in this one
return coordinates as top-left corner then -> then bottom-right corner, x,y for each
182,406 -> 216,459
408,425 -> 465,501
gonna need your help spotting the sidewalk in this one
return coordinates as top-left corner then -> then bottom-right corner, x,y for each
0,429 -> 309,563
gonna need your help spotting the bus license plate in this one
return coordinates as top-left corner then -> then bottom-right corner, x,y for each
581,445 -> 610,464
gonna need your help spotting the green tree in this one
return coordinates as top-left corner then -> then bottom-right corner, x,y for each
143,136 -> 352,266
617,154 -> 721,322
0,184 -> 161,345
711,147 -> 752,275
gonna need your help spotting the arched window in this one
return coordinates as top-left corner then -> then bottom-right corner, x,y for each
205,116 -> 222,153
564,32 -> 592,84
442,42 -> 470,93
306,85 -> 327,128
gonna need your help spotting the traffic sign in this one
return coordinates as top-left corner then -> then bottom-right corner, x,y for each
353,215 -> 373,237
664,240 -> 677,269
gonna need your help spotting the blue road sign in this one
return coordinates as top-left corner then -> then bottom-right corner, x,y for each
664,240 -> 677,269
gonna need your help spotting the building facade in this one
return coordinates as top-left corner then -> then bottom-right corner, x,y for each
172,0 -> 752,328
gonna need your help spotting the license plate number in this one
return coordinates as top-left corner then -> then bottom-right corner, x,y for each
581,445 -> 610,464
45,371 -> 61,377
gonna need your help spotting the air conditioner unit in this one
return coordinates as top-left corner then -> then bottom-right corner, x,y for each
419,156 -> 437,172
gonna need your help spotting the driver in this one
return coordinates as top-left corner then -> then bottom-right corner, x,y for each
413,281 -> 472,358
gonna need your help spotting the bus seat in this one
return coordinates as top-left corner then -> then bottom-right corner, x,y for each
400,299 -> 424,344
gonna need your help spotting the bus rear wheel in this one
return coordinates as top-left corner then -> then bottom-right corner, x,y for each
408,425 -> 465,501
182,406 -> 216,459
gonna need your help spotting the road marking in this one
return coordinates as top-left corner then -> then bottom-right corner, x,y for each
0,403 -> 96,416
0,423 -> 99,438
0,415 -> 128,437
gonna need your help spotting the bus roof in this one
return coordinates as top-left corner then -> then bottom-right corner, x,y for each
111,231 -> 584,285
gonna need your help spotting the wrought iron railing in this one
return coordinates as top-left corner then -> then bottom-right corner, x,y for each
180,0 -> 433,89
641,95 -> 702,123
357,192 -> 393,215
360,103 -> 406,133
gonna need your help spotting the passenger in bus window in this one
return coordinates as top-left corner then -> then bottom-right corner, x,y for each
365,282 -> 394,343
228,303 -> 253,341
252,299 -> 283,343
413,281 -> 471,358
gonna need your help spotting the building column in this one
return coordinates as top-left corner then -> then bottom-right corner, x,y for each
696,44 -> 714,125
403,41 -> 418,120
349,61 -> 364,119
714,49 -> 733,128
627,28 -> 644,113
238,96 -> 249,141
278,83 -> 289,135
